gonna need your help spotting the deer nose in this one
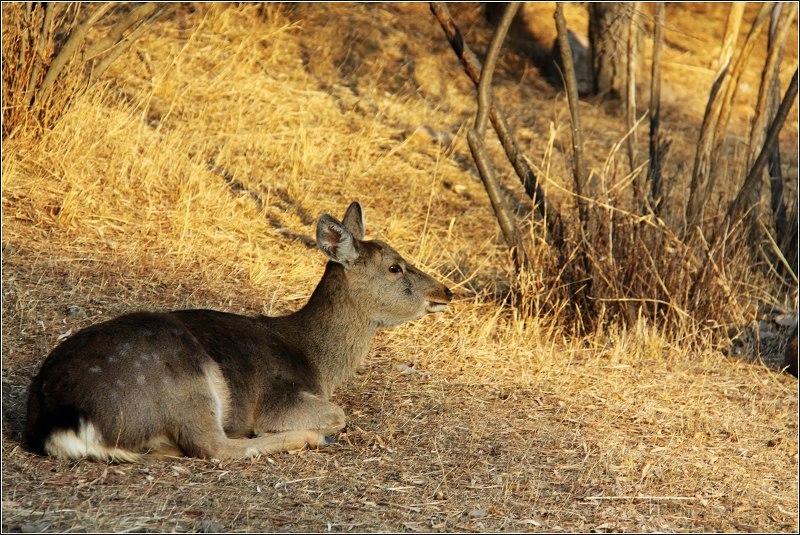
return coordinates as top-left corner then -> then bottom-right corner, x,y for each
444,287 -> 453,301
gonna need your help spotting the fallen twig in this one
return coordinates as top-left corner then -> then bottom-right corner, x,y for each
583,495 -> 698,501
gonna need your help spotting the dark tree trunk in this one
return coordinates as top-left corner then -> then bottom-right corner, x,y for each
589,3 -> 641,101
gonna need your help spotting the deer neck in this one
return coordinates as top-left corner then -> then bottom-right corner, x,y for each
286,262 -> 377,398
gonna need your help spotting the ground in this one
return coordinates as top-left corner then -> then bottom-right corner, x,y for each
2,3 -> 798,533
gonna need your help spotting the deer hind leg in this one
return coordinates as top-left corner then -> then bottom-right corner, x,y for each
170,397 -> 332,460
216,393 -> 346,458
172,371 -> 336,460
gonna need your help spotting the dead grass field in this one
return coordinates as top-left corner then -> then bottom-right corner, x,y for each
2,3 -> 798,532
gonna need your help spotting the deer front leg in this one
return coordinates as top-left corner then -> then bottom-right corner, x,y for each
257,391 -> 346,438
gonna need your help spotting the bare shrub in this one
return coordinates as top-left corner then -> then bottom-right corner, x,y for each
2,3 -> 171,139
435,3 -> 797,343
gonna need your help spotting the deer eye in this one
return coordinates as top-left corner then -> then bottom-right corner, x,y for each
388,264 -> 403,274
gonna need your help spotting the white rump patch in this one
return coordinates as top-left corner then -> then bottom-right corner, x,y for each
44,419 -> 142,463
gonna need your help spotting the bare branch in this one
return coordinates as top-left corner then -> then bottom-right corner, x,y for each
716,2 -> 745,69
646,2 -> 665,216
726,68 -> 798,228
553,2 -> 595,313
467,3 -> 524,265
767,4 -> 788,243
707,3 -> 774,189
83,2 -> 161,62
24,3 -> 55,106
554,3 -> 588,227
746,4 -> 796,169
35,3 -> 113,106
18,3 -> 31,74
626,3 -> 640,182
684,3 -> 744,236
89,4 -> 175,85
478,5 -> 516,130
475,3 -> 518,136
429,2 -> 563,244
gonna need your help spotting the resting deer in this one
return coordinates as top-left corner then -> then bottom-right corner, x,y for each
25,201 -> 452,462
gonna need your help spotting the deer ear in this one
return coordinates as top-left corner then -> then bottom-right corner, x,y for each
341,201 -> 365,240
316,214 -> 360,268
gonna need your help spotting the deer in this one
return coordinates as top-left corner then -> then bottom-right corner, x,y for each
24,201 -> 453,462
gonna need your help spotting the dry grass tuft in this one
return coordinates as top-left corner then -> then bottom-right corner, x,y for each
2,3 -> 797,533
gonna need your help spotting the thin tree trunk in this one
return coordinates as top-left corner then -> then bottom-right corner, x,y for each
466,3 -> 525,267
24,3 -> 55,106
18,3 -> 31,81
747,4 -> 796,168
82,2 -> 161,62
684,3 -> 745,236
626,3 -> 640,184
430,2 -> 564,247
767,4 -> 788,242
708,4 -> 774,186
589,3 -> 629,99
717,3 -> 745,69
35,3 -> 113,106
647,2 -> 665,216
555,2 -> 594,319
555,3 -> 588,228
89,4 -> 174,84
744,4 -> 796,232
727,68 -> 798,228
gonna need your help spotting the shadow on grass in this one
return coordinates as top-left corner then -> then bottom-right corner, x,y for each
2,373 -> 29,447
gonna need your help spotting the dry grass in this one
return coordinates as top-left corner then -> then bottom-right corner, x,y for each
2,3 -> 798,533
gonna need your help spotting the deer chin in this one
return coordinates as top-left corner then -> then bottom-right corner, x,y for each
372,315 -> 407,329
425,301 -> 448,314
374,307 -> 433,329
